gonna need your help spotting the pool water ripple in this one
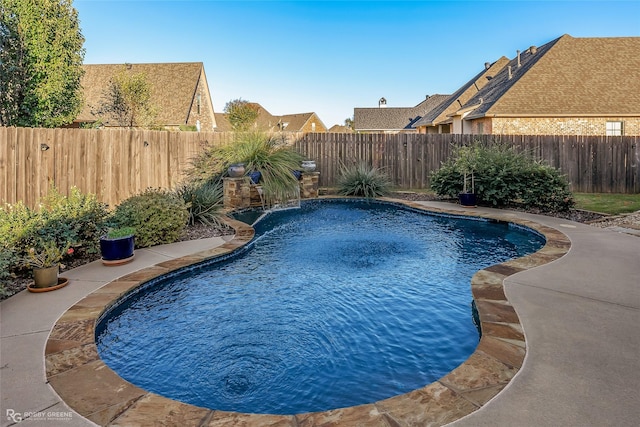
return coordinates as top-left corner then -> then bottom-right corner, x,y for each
96,200 -> 544,415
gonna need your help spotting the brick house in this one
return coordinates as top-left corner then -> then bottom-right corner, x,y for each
75,62 -> 217,130
414,35 -> 640,136
214,103 -> 328,132
354,95 -> 450,133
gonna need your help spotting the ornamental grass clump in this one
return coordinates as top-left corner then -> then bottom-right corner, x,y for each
337,162 -> 391,198
174,178 -> 224,226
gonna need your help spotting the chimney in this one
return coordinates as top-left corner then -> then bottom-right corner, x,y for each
517,50 -> 521,67
484,62 -> 491,70
508,66 -> 512,79
530,45 -> 538,54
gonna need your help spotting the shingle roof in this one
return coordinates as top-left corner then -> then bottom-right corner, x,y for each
413,57 -> 510,127
213,113 -> 233,131
78,62 -> 204,125
277,112 -> 325,131
354,95 -> 450,131
329,124 -> 354,133
462,34 -> 640,118
216,104 -> 326,132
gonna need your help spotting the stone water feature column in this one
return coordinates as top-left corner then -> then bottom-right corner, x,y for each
300,172 -> 319,199
223,172 -> 320,210
223,177 -> 250,209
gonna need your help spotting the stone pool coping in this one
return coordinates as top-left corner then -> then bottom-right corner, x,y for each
44,199 -> 570,426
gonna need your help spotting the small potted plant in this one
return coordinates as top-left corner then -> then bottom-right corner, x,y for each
22,240 -> 73,291
100,226 -> 136,265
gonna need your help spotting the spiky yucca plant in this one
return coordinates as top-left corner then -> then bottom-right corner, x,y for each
337,162 -> 391,198
175,178 -> 224,226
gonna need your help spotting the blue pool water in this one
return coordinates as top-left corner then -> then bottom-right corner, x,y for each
96,200 -> 544,415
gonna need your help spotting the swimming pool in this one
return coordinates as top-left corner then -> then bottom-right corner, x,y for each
96,199 -> 544,415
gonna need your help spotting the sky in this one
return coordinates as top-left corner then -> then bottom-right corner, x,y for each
74,0 -> 640,128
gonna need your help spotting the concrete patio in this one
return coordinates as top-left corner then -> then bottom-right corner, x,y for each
1,201 -> 638,426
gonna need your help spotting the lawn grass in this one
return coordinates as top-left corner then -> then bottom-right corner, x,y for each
395,189 -> 640,216
573,193 -> 640,215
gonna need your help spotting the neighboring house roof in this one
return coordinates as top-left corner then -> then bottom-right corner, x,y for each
461,34 -> 640,119
213,113 -> 233,132
354,95 -> 450,132
329,124 -> 354,133
413,57 -> 510,128
276,113 -> 325,131
77,62 -> 213,127
216,103 -> 328,132
416,35 -> 640,131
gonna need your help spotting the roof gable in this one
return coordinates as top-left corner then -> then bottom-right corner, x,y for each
414,57 -> 510,127
78,62 -> 205,125
277,112 -> 314,131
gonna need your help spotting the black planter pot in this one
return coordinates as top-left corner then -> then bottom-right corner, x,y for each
458,192 -> 477,207
100,235 -> 135,265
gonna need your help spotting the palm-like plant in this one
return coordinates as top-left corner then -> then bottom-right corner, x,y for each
212,132 -> 304,207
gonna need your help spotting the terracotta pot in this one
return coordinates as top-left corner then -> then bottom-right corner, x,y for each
32,265 -> 59,288
28,277 -> 69,293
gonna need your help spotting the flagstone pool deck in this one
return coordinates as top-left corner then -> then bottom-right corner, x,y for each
1,200 -> 639,426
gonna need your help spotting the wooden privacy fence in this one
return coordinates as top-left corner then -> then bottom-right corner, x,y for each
0,127 -> 235,209
296,133 -> 640,194
1,127 -> 638,209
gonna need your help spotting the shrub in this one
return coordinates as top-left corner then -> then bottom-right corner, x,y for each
112,188 -> 189,248
337,162 -> 391,198
0,201 -> 42,258
519,165 -> 575,211
41,187 -> 109,254
0,248 -> 17,297
0,187 -> 109,273
431,143 -> 574,212
175,178 -> 224,226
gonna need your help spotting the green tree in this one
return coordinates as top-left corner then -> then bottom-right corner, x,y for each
94,66 -> 158,128
0,0 -> 85,127
224,98 -> 258,131
344,117 -> 354,130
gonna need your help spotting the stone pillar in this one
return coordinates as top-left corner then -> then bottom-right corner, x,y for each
300,172 -> 319,199
223,177 -> 250,209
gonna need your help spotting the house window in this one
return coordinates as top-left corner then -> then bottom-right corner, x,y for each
196,94 -> 201,115
477,122 -> 484,135
311,122 -> 316,132
606,121 -> 623,136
